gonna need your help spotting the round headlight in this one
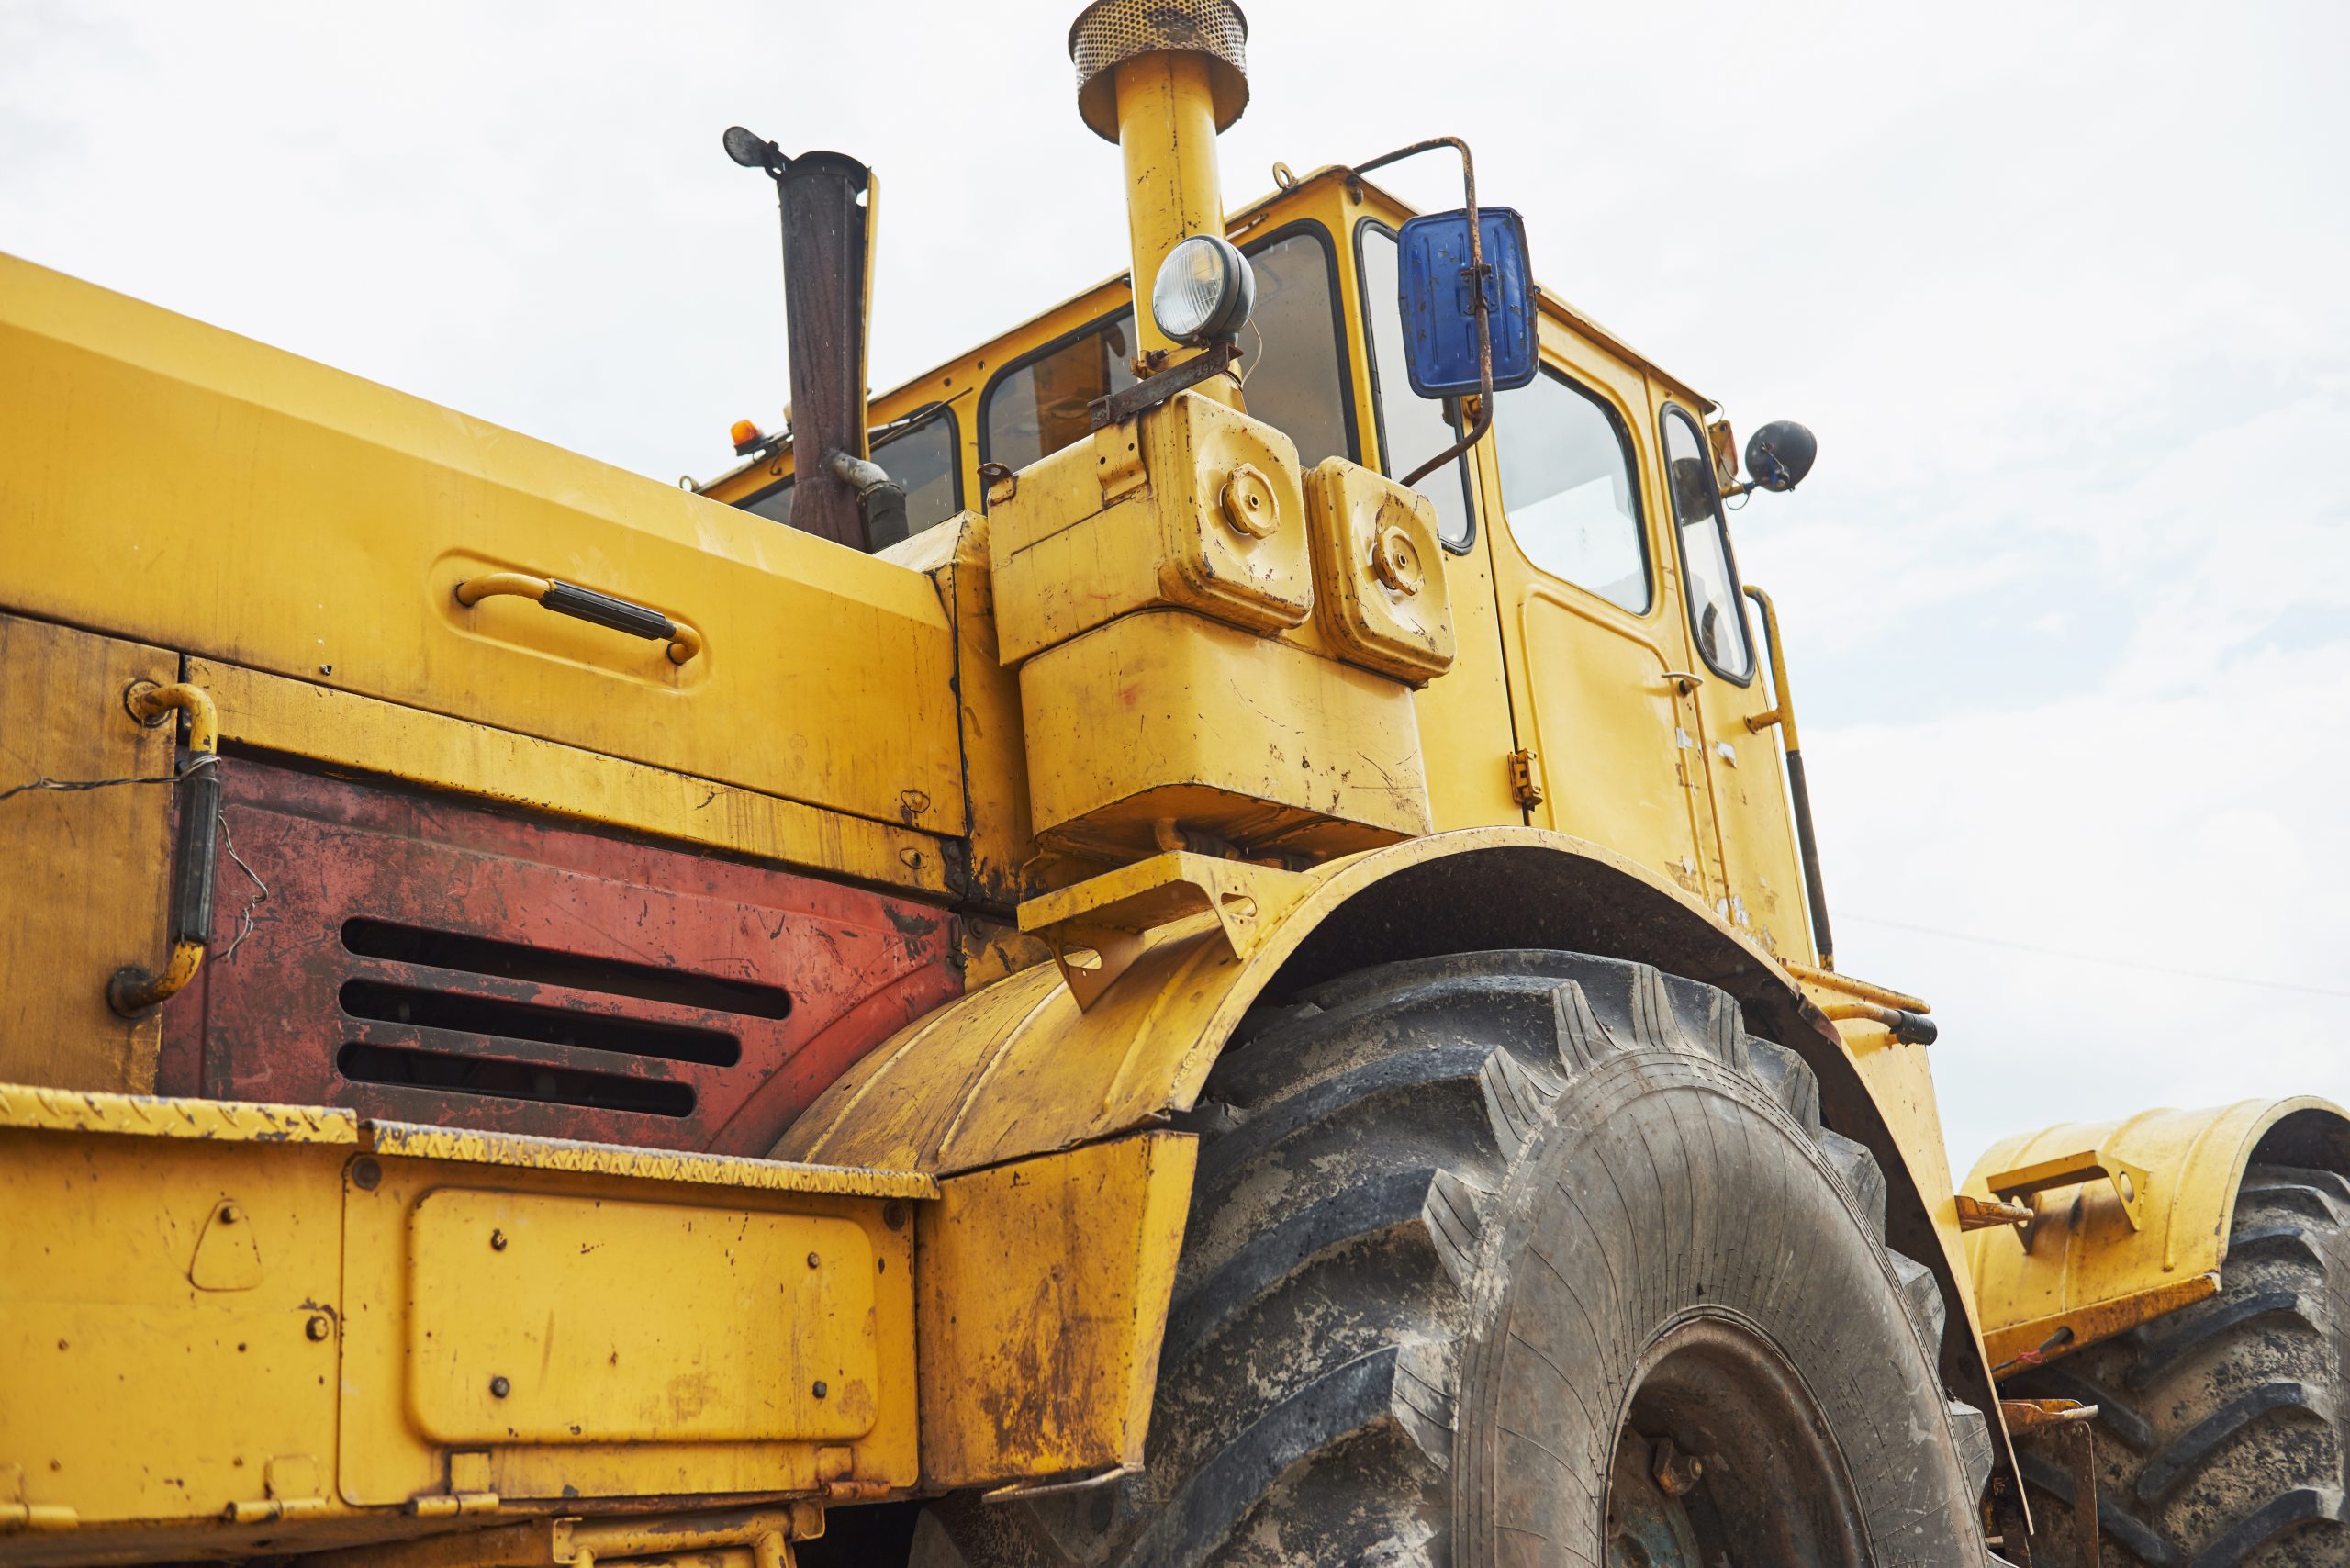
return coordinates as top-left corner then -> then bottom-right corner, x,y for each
1150,234 -> 1254,346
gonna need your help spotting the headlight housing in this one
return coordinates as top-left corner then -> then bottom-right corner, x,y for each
1150,234 -> 1254,345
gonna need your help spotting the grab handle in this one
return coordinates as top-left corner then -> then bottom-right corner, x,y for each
107,681 -> 219,1017
453,572 -> 702,665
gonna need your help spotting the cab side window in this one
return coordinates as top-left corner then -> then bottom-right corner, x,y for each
873,409 -> 961,536
1662,407 -> 1752,679
737,407 -> 963,539
1493,367 -> 1650,612
1233,229 -> 1352,470
983,312 -> 1139,473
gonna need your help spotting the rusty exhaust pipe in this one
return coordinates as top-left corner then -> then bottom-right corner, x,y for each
722,129 -> 903,551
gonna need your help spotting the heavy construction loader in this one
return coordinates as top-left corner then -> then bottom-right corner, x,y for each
3,4 -> 2343,1565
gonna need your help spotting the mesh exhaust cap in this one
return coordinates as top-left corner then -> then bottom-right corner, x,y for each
1069,0 -> 1249,141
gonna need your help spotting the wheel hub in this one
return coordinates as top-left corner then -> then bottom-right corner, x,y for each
1604,1315 -> 1872,1568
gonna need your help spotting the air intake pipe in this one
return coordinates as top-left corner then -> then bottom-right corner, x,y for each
1069,0 -> 1249,401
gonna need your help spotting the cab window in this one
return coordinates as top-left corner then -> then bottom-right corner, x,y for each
871,409 -> 961,536
1493,367 -> 1649,612
737,407 -> 963,538
982,312 -> 1138,472
741,471 -> 796,527
1356,222 -> 1473,548
1662,406 -> 1752,679
980,229 -> 1351,476
1233,227 -> 1352,469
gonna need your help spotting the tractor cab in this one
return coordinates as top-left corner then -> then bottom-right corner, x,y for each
696,165 -> 1827,967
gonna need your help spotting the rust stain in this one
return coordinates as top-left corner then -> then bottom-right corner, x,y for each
150,756 -> 963,1155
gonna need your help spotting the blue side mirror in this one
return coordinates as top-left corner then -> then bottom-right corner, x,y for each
1396,207 -> 1539,399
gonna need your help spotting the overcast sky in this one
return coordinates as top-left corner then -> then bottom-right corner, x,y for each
6,1 -> 2344,1170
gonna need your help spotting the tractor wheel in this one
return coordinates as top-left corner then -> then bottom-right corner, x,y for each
911,949 -> 1994,1566
2004,1164 -> 2350,1567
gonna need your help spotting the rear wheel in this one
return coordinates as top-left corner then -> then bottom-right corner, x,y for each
913,950 -> 1993,1566
2006,1164 -> 2350,1567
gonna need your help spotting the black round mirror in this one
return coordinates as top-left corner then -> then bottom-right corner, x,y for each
722,126 -> 778,171
1743,420 -> 1817,493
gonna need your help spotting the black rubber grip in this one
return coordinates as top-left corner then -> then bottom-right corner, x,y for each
542,580 -> 677,642
1785,748 -> 1834,964
1889,1010 -> 1939,1047
170,764 -> 221,946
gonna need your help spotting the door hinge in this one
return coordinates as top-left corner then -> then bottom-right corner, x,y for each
1506,748 -> 1543,809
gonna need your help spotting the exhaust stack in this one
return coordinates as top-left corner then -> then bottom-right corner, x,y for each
723,131 -> 903,551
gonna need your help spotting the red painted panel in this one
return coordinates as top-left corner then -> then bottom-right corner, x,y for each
155,757 -> 960,1153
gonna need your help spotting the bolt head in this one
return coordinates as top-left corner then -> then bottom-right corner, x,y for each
305,1315 -> 332,1341
489,1375 -> 510,1399
811,1381 -> 828,1399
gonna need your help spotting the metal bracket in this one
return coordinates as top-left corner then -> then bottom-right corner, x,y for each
1986,1148 -> 2153,1237
1999,1397 -> 2098,1435
2004,1406 -> 2102,1568
1087,340 -> 1242,431
1018,851 -> 1312,1010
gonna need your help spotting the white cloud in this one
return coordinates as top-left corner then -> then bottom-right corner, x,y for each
5,0 -> 2344,1175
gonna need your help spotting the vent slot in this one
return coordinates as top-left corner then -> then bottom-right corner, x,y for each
340,980 -> 742,1067
336,1042 -> 696,1117
341,918 -> 791,1020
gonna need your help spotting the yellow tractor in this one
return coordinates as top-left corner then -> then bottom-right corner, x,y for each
2,4 -> 2342,1566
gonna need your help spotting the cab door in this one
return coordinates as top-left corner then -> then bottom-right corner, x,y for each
1483,328 -> 1712,899
1651,395 -> 1812,958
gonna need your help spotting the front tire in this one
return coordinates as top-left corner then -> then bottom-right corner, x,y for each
915,950 -> 1993,1566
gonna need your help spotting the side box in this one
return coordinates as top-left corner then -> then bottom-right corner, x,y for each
989,392 -> 1313,665
1018,609 -> 1431,862
1303,457 -> 1457,686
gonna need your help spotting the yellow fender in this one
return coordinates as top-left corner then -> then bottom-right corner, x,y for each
778,825 -> 2011,1462
787,828 -> 1862,1173
1963,1098 -> 2350,1372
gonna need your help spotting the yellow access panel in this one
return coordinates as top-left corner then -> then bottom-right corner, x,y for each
403,1192 -> 879,1446
0,255 -> 963,839
0,1087 -> 926,1536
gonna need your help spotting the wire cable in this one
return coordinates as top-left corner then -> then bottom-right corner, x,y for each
0,751 -> 219,803
1841,913 -> 2350,1000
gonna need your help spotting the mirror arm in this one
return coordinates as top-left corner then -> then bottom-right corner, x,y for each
1350,136 -> 1495,488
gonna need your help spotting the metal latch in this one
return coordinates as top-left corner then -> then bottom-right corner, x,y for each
1954,1193 -> 2035,1231
1506,748 -> 1543,809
